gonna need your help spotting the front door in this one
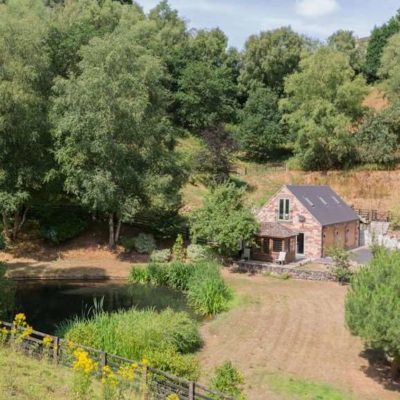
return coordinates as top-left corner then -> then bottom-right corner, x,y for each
297,233 -> 305,255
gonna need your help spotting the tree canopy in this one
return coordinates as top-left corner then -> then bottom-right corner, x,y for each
51,28 -> 183,247
190,184 -> 259,256
364,10 -> 400,82
346,249 -> 400,374
281,47 -> 368,170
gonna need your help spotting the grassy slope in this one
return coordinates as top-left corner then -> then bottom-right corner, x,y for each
182,158 -> 400,212
0,347 -> 87,400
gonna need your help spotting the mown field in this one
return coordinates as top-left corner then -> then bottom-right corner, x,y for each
198,271 -> 400,400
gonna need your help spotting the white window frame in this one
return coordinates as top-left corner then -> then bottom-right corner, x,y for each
278,198 -> 290,221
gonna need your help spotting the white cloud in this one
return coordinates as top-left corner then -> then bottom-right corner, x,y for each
295,0 -> 339,18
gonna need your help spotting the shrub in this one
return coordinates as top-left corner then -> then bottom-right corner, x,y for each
129,266 -> 151,284
167,261 -> 195,291
133,233 -> 156,254
186,244 -> 211,262
147,263 -> 170,286
121,237 -> 136,251
150,249 -> 171,263
40,213 -> 87,244
172,234 -> 186,261
210,361 -> 245,399
187,265 -> 233,316
327,246 -> 352,283
147,347 -> 200,381
61,308 -> 201,379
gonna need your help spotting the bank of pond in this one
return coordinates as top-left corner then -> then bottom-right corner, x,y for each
9,260 -> 234,381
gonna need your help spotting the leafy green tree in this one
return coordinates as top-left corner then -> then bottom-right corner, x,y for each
345,249 -> 400,376
356,111 -> 398,165
190,183 -> 258,256
379,32 -> 400,98
363,10 -> 400,82
239,27 -> 305,95
328,30 -> 365,74
46,0 -> 131,78
236,87 -> 286,161
51,29 -> 183,248
281,47 -> 368,170
0,0 -> 52,240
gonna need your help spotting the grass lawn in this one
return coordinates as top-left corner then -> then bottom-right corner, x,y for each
199,271 -> 399,400
263,373 -> 354,400
0,347 -> 108,400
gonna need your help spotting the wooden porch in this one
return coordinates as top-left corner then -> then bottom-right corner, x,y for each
250,222 -> 298,264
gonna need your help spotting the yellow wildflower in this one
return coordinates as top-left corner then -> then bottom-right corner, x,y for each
101,365 -> 118,386
0,327 -> 8,336
14,313 -> 26,324
141,357 -> 149,366
43,336 -> 53,347
118,363 -> 137,381
21,325 -> 33,338
166,394 -> 180,400
73,349 -> 97,375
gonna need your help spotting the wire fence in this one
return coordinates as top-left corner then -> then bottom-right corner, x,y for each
0,320 -> 232,400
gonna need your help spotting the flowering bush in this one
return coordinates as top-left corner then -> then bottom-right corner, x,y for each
12,313 -> 34,344
72,348 -> 97,399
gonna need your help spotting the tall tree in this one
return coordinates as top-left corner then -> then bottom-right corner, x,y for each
328,30 -> 365,74
236,87 -> 286,161
363,10 -> 400,82
0,0 -> 52,240
239,27 -> 305,95
281,47 -> 368,170
379,32 -> 400,99
190,183 -> 258,256
46,0 -> 133,78
51,29 -> 183,248
346,249 -> 400,376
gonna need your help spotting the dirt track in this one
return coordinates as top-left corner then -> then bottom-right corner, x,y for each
199,272 -> 400,400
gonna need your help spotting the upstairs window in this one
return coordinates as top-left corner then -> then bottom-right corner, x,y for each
278,198 -> 290,221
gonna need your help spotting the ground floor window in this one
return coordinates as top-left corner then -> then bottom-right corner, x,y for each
272,239 -> 283,252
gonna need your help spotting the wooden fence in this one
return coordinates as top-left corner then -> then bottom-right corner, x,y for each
0,321 -> 232,400
352,208 -> 392,223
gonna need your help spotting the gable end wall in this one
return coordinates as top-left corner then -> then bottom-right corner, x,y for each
256,186 -> 323,259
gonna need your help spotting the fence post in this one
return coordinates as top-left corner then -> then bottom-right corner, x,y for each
142,365 -> 149,400
100,351 -> 107,369
53,336 -> 60,363
189,381 -> 195,400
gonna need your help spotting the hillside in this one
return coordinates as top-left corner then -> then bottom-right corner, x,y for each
182,162 -> 400,213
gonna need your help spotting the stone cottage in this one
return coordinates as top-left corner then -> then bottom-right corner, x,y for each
251,185 -> 360,263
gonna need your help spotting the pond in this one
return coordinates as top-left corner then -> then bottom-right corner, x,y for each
11,281 -> 192,334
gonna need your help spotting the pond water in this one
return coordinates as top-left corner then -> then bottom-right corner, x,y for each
12,281 -> 191,334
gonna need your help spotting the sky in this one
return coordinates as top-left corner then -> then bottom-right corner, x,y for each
141,0 -> 400,48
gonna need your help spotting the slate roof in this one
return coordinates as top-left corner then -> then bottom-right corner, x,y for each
286,185 -> 359,226
259,222 -> 298,238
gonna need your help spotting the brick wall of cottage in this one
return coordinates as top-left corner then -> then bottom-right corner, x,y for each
256,186 -> 323,259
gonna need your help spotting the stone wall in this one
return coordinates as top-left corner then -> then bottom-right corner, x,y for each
236,261 -> 336,282
256,186 -> 323,259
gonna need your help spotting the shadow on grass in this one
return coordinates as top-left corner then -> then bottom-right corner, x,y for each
360,348 -> 400,393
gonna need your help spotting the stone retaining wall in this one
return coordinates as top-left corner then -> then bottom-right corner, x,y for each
236,261 -> 336,282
